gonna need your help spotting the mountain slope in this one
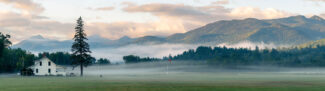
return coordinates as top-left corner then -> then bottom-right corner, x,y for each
165,15 -> 325,45
167,18 -> 272,44
12,35 -> 134,52
13,35 -> 72,51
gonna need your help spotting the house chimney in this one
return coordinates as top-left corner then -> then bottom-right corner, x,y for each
42,53 -> 47,57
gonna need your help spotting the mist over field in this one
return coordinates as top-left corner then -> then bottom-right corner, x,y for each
25,41 -> 282,63
64,61 -> 325,80
91,43 -> 199,62
90,41 -> 281,63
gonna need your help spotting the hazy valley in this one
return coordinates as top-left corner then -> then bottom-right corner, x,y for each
12,15 -> 325,62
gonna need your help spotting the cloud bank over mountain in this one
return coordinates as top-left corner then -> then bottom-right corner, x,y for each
0,0 -> 306,44
12,15 -> 325,62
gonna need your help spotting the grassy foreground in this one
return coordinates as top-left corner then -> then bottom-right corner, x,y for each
1,72 -> 325,91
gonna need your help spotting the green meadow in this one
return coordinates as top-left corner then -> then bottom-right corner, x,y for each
1,72 -> 325,91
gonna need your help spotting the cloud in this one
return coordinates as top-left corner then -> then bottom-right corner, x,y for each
229,7 -> 292,19
88,7 -> 115,11
96,7 -> 114,11
123,2 -> 292,20
308,0 -> 325,2
122,3 -> 231,31
123,3 -> 207,16
87,20 -> 186,39
217,41 -> 280,49
320,13 -> 325,18
0,0 -> 71,43
2,1 -> 293,44
0,0 -> 44,14
120,3 -> 292,35
121,2 -> 136,6
0,11 -> 31,27
81,3 -> 292,41
213,0 -> 229,5
0,11 -> 73,43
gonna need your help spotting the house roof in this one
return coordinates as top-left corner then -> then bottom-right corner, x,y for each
31,56 -> 66,68
35,56 -> 53,63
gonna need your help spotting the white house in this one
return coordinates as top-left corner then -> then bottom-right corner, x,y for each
29,56 -> 66,76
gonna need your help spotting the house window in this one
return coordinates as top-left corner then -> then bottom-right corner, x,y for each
36,69 -> 38,73
48,69 -> 51,73
48,62 -> 51,66
40,62 -> 42,66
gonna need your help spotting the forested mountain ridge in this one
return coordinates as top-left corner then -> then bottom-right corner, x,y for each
166,15 -> 325,45
168,46 -> 325,67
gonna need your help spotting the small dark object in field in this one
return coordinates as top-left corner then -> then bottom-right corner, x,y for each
68,73 -> 76,77
100,75 -> 103,78
20,68 -> 34,76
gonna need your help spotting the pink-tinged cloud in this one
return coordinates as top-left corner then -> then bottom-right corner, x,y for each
0,11 -> 73,43
120,2 -> 293,34
1,1 -> 295,44
308,0 -> 325,2
229,7 -> 293,19
88,7 -> 115,11
122,2 -> 231,30
96,7 -> 114,11
86,20 -> 187,40
0,0 -> 44,14
213,0 -> 229,5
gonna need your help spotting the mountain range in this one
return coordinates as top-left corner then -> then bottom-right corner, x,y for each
166,15 -> 325,44
12,35 -> 135,51
13,15 -> 325,51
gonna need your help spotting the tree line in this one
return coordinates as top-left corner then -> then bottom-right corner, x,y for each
0,50 -> 111,73
168,46 -> 325,67
0,49 -> 111,73
0,17 -> 111,76
0,32 -> 110,73
123,55 -> 161,63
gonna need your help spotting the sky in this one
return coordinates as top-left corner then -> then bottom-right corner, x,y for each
1,0 -> 325,44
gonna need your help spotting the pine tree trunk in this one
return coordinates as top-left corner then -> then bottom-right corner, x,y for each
80,63 -> 83,76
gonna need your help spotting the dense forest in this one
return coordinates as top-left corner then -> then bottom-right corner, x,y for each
168,46 -> 325,67
0,32 -> 110,73
0,48 -> 36,73
123,55 -> 161,63
0,50 -> 109,73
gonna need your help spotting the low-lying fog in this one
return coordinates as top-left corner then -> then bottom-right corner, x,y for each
2,61 -> 325,82
67,61 -> 325,77
92,41 -> 283,63
29,41 -> 283,63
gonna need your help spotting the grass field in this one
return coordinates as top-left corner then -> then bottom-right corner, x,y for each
2,72 -> 325,91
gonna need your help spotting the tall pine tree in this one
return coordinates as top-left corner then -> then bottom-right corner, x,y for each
0,32 -> 11,57
71,17 -> 91,76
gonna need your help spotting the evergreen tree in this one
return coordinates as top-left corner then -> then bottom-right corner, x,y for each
0,32 -> 11,57
71,17 -> 91,76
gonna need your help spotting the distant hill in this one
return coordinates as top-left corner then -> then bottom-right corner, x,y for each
13,35 -> 72,52
165,15 -> 325,45
13,15 -> 325,51
12,35 -> 135,52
